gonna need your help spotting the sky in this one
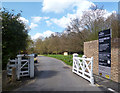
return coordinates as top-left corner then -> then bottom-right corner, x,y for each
1,0 -> 119,40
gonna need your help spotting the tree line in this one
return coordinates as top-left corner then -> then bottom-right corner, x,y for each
31,6 -> 120,55
2,6 -> 119,69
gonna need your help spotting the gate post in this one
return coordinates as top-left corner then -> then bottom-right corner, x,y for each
90,57 -> 94,85
73,53 -> 78,72
17,55 -> 22,80
12,67 -> 17,83
28,54 -> 34,78
73,53 -> 78,57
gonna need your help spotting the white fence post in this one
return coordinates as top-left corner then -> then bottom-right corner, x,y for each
82,55 -> 85,76
15,58 -> 17,75
17,55 -> 22,80
82,55 -> 87,76
73,53 -> 78,57
28,54 -> 34,78
73,53 -> 78,72
90,57 -> 94,85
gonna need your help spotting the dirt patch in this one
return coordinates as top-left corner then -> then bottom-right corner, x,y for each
2,64 -> 38,91
3,75 -> 35,91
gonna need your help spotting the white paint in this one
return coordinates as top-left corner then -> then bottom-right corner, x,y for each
108,88 -> 116,93
17,55 -> 23,80
28,54 -> 34,78
7,54 -> 35,80
72,53 -> 94,85
107,60 -> 110,64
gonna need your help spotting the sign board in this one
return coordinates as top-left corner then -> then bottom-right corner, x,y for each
98,29 -> 111,79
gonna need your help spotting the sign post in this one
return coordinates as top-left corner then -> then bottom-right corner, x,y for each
98,29 -> 111,79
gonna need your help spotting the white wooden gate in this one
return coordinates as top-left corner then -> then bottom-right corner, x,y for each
72,53 -> 94,85
7,59 -> 17,75
7,54 -> 34,80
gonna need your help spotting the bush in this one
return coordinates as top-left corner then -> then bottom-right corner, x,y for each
2,8 -> 29,69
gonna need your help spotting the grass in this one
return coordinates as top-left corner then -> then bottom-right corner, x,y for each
45,54 -> 82,66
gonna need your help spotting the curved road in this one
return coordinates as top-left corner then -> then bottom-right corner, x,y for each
15,56 -> 107,91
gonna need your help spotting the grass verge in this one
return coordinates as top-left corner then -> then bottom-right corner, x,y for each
44,54 -> 82,66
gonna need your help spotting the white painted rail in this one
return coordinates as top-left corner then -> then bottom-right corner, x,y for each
7,54 -> 34,80
72,53 -> 94,85
7,59 -> 17,75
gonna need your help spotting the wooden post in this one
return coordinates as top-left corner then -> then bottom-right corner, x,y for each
12,67 -> 16,83
2,70 -> 7,89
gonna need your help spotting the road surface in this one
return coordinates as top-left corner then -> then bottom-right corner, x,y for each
15,56 -> 107,91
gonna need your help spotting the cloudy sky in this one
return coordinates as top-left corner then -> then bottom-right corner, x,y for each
2,0 -> 118,40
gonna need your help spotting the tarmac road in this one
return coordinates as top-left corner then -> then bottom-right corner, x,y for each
15,56 -> 108,92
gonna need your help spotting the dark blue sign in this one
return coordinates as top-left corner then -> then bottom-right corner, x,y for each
98,29 -> 111,79
98,29 -> 111,67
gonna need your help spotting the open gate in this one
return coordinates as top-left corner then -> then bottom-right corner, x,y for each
72,53 -> 94,85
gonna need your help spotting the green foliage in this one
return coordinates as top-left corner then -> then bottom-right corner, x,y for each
32,5 -> 120,56
34,33 -> 84,55
45,54 -> 82,66
2,8 -> 29,69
